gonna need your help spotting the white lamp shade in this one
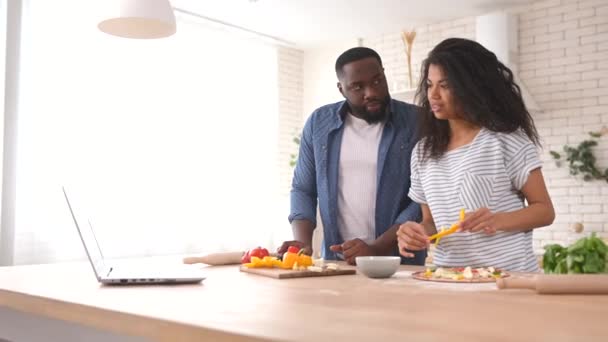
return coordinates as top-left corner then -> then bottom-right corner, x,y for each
98,0 -> 176,39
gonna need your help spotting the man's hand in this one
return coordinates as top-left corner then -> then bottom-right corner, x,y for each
459,208 -> 498,234
276,240 -> 312,256
330,238 -> 377,265
396,221 -> 429,258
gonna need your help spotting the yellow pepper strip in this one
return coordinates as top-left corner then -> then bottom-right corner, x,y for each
428,223 -> 459,241
244,256 -> 281,268
428,209 -> 466,242
434,227 -> 445,246
244,256 -> 263,268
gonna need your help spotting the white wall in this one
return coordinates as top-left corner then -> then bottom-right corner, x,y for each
302,39 -> 359,120
517,0 -> 608,250
365,18 -> 476,103
277,46 -> 305,196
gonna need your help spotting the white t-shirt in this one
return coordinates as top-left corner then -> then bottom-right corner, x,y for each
409,128 -> 542,272
337,113 -> 385,244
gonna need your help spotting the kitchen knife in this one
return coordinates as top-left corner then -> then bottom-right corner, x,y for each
496,274 -> 608,294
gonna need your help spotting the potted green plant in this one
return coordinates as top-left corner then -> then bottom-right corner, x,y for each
550,127 -> 608,182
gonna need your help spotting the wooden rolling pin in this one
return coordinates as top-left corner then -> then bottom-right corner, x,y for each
183,251 -> 244,266
496,274 -> 608,294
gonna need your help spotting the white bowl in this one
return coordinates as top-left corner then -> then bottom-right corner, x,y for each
355,256 -> 400,278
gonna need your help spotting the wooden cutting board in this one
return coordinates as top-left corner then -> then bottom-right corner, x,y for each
239,266 -> 356,279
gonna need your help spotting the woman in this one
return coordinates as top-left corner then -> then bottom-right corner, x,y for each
396,38 -> 554,272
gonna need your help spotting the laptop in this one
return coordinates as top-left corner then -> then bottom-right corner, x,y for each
63,187 -> 205,285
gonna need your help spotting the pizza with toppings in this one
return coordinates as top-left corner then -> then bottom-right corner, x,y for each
412,266 -> 509,283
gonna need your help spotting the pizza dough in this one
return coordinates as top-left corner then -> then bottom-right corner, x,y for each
412,266 -> 509,283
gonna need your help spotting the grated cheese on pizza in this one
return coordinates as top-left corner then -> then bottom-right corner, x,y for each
422,266 -> 504,281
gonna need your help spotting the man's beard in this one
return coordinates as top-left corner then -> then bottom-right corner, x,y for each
347,97 -> 390,124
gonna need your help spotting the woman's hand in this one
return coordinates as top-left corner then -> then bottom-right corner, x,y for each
396,221 -> 430,258
459,208 -> 499,234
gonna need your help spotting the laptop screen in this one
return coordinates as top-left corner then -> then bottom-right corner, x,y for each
63,187 -> 107,279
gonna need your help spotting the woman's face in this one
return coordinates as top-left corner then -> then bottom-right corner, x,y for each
426,64 -> 460,120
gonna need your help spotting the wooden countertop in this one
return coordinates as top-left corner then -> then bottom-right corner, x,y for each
1,260 -> 607,342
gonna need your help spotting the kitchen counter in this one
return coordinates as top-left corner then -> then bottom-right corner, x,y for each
1,260 -> 607,341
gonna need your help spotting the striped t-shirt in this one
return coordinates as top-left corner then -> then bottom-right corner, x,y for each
408,128 -> 542,272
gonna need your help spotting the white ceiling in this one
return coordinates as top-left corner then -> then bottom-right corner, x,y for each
171,0 -> 536,48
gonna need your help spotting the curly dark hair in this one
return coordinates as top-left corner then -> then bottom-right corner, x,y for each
415,38 -> 539,160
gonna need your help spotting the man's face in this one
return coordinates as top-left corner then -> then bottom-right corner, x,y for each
337,57 -> 390,124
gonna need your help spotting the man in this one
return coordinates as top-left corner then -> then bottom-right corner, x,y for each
279,47 -> 425,265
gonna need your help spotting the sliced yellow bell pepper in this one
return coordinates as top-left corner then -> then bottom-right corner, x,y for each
244,256 -> 281,268
429,209 -> 465,243
244,256 -> 263,268
281,249 -> 313,269
297,253 -> 313,267
281,250 -> 299,269
428,223 -> 459,241
434,227 -> 448,246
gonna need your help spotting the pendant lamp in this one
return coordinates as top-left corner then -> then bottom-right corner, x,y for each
98,0 -> 176,39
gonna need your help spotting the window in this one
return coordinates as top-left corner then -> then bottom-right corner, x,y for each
13,0 -> 291,264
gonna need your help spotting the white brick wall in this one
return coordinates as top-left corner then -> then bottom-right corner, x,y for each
365,18 -> 475,92
519,0 -> 608,252
361,0 -> 608,253
277,47 -> 304,196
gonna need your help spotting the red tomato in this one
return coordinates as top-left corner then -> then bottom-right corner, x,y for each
287,245 -> 300,254
241,250 -> 251,264
248,247 -> 270,259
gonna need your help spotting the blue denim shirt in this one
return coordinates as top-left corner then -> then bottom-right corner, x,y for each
289,98 -> 426,265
